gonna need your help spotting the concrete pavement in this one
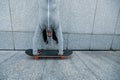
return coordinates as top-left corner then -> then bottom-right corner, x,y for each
0,51 -> 120,80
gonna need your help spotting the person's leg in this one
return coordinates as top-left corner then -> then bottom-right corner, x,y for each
33,0 -> 48,55
33,25 -> 42,55
55,25 -> 64,55
49,0 -> 63,55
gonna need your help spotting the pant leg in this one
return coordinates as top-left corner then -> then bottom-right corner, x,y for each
50,0 -> 63,54
33,25 -> 42,55
55,25 -> 63,54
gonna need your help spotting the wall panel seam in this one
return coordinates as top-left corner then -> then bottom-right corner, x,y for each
8,0 -> 15,49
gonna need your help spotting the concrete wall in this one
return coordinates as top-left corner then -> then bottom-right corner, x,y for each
0,0 -> 120,50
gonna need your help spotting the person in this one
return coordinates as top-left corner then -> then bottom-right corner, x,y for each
33,0 -> 63,56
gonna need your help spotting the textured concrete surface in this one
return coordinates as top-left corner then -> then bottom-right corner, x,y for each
115,9 -> 120,34
69,0 -> 96,33
90,35 -> 113,50
0,0 -> 120,50
10,0 -> 39,31
59,0 -> 71,33
68,34 -> 91,49
0,32 -> 14,49
112,36 -> 120,50
0,0 -> 11,31
14,32 -> 33,49
0,51 -> 120,80
93,0 -> 120,34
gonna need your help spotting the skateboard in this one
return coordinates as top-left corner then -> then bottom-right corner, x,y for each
25,49 -> 72,60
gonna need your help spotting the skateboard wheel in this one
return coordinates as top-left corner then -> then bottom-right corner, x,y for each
34,55 -> 39,60
61,56 -> 64,60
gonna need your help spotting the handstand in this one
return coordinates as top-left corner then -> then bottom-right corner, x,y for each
33,0 -> 63,56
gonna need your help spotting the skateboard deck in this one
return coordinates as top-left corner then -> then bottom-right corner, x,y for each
25,49 -> 72,60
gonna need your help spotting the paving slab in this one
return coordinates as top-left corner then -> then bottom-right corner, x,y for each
0,51 -> 120,80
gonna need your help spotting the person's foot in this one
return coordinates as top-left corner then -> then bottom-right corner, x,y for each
38,50 -> 41,54
58,51 -> 63,56
35,53 -> 41,56
34,50 -> 41,56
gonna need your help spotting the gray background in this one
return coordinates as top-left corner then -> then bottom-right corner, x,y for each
0,0 -> 120,50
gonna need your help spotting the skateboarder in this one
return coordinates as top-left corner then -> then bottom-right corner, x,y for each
33,0 -> 63,56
